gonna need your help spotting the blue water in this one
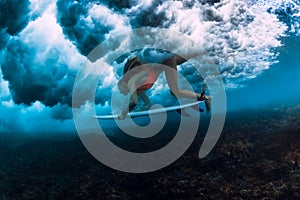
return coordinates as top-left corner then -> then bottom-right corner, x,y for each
227,35 -> 300,111
1,1 -> 300,198
0,0 -> 300,134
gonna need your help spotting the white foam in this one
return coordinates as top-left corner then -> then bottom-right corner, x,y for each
81,0 -> 293,110
254,0 -> 300,35
147,0 -> 287,88
87,4 -> 131,38
2,0 -> 298,134
84,0 -> 290,90
0,69 -> 10,100
21,2 -> 85,70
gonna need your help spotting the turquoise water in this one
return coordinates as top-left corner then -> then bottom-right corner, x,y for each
227,35 -> 300,111
0,0 -> 299,134
1,1 -> 300,198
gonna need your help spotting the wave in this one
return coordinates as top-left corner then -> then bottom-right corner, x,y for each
89,0 -> 299,88
1,0 -> 299,109
79,0 -> 296,89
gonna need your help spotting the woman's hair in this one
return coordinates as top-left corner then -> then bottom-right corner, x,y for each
118,56 -> 141,87
123,56 -> 141,74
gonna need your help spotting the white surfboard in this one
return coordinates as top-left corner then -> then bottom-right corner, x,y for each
94,100 -> 204,119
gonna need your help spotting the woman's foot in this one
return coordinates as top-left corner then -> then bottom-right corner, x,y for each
197,83 -> 207,101
199,83 -> 211,113
197,95 -> 211,113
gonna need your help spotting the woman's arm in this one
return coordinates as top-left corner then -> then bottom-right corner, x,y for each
117,70 -> 150,119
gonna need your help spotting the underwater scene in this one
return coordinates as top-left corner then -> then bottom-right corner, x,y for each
0,0 -> 300,199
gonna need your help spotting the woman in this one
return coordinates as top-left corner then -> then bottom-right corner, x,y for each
117,54 -> 211,119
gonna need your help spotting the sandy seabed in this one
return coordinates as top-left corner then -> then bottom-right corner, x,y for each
0,105 -> 299,200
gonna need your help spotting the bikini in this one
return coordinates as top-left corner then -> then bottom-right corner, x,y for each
136,69 -> 158,93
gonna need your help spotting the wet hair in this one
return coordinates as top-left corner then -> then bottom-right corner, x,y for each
123,56 -> 141,74
118,56 -> 141,87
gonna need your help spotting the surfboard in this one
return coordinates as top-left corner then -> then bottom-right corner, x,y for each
93,100 -> 204,119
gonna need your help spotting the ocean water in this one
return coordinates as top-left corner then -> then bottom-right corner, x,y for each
227,34 -> 300,111
0,0 -> 299,134
0,0 -> 300,198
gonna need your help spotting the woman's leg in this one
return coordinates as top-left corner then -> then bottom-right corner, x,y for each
163,55 -> 202,99
138,92 -> 151,107
163,55 -> 211,113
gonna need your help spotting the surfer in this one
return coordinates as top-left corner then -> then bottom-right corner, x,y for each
117,55 -> 211,119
